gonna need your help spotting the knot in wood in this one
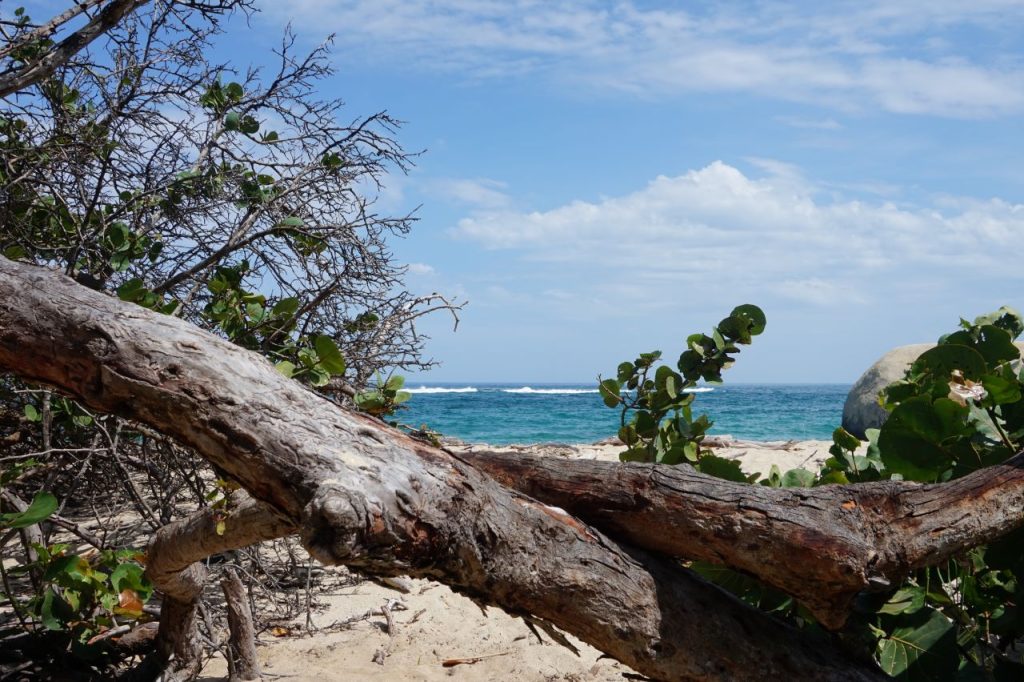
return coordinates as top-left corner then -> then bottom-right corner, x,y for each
300,484 -> 364,565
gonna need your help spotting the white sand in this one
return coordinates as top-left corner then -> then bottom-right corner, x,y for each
200,439 -> 836,681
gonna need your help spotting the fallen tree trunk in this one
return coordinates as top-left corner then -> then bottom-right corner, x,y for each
0,260 -> 890,681
456,447 -> 1024,630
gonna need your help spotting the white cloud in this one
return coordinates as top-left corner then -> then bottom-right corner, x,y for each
450,160 -> 1024,306
407,262 -> 435,275
776,115 -> 843,130
264,0 -> 1024,118
430,177 -> 511,209
772,278 -> 867,306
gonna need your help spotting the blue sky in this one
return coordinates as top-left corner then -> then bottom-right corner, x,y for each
225,1 -> 1022,383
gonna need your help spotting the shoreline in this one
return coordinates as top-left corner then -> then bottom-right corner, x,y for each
447,436 -> 836,477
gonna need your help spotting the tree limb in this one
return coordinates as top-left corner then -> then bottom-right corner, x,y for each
454,447 -> 1024,630
0,256 -> 889,681
0,0 -> 151,98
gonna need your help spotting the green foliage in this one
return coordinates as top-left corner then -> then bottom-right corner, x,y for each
354,374 -> 412,418
25,543 -> 153,659
0,492 -> 56,529
0,486 -> 152,659
606,304 -> 1024,678
834,306 -> 1024,679
602,305 -> 765,476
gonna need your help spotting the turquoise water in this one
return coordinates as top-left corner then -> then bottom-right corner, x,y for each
397,384 -> 850,445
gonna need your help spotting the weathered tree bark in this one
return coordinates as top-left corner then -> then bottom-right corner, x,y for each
0,0 -> 152,98
137,491 -> 294,681
0,259 -> 889,681
221,566 -> 261,681
456,448 -> 1024,629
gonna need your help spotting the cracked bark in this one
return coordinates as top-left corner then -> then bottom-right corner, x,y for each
455,448 -> 1024,630
0,257 -> 885,681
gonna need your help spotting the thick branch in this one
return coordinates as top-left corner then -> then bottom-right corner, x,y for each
0,0 -> 151,98
455,448 -> 1024,629
0,257 -> 883,681
141,491 -> 294,681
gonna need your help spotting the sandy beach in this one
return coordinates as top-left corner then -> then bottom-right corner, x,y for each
200,439 -> 835,681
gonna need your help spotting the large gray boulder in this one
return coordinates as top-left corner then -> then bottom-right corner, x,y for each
843,342 -> 1024,438
842,344 -> 935,439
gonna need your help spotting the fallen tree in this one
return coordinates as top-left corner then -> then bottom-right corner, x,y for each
0,257 -> 897,681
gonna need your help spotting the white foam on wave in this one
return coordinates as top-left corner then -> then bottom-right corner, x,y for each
501,386 -> 715,394
404,386 -> 478,394
503,387 -> 598,394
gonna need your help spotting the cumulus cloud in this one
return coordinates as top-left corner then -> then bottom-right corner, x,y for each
449,160 -> 1024,306
264,0 -> 1024,118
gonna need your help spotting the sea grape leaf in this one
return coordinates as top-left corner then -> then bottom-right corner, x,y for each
974,324 -> 1020,366
877,607 -> 956,681
1,492 -> 57,529
313,335 -> 346,375
981,373 -> 1021,405
731,304 -> 766,335
780,468 -> 815,488
877,397 -> 969,481
697,455 -> 747,483
878,586 -> 927,615
599,378 -> 622,408
914,344 -> 986,382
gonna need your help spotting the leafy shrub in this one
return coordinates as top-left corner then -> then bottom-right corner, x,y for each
604,305 -> 1024,679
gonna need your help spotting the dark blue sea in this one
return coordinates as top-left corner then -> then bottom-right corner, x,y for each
396,383 -> 850,445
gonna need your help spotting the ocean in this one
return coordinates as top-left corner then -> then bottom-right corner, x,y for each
396,383 -> 851,445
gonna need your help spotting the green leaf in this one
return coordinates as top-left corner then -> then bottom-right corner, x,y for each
717,315 -> 752,344
599,378 -> 622,408
617,424 -> 638,446
224,82 -> 244,101
616,361 -> 635,383
619,446 -> 653,463
832,426 -> 861,452
274,361 -> 295,378
1,492 -> 57,529
878,397 -> 969,481
877,607 -> 957,681
878,586 -> 927,615
307,366 -> 330,387
730,304 -> 766,335
109,563 -> 146,594
223,112 -> 241,131
973,306 -> 1024,340
634,410 -> 658,437
239,116 -> 260,134
23,403 -> 40,422
697,455 -> 748,483
385,375 -> 405,391
245,301 -> 264,321
278,216 -> 304,229
914,344 -> 987,381
974,324 -> 1020,366
981,373 -> 1022,405
3,244 -> 27,260
271,297 -> 299,318
780,468 -> 815,488
117,278 -> 148,302
313,335 -> 346,375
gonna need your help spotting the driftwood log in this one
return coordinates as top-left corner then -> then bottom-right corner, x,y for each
456,448 -> 1024,630
10,255 -> 1022,679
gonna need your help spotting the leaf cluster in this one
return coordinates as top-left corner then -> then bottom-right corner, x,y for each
600,305 -> 765,478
